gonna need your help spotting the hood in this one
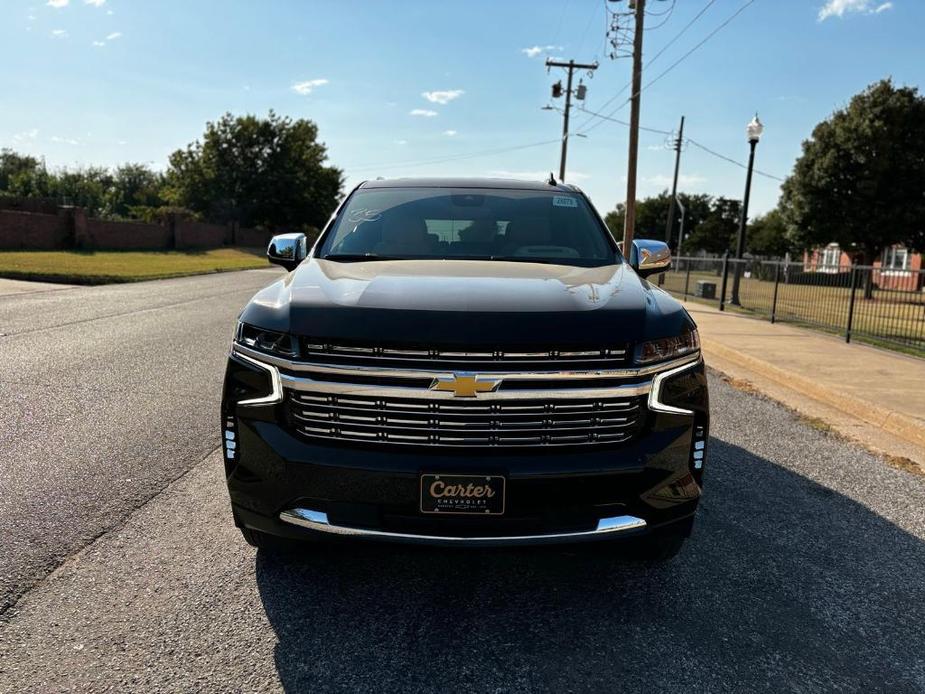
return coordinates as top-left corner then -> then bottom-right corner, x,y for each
239,258 -> 693,347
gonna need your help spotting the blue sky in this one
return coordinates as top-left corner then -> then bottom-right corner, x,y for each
2,0 -> 923,216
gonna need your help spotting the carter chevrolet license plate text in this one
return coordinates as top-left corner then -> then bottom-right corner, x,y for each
420,474 -> 506,515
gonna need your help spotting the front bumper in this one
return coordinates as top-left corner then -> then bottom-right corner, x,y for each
221,355 -> 709,547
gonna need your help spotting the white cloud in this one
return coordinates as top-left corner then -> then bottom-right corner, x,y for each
47,0 -> 69,7
291,78 -> 329,95
12,129 -> 39,144
51,135 -> 80,145
51,28 -> 68,37
91,40 -> 105,46
818,0 -> 893,20
422,89 -> 464,105
521,44 -> 563,58
409,108 -> 438,117
84,0 -> 106,5
105,31 -> 121,40
395,139 -> 408,145
443,130 -> 458,136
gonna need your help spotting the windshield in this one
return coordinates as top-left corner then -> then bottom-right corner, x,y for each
318,187 -> 619,267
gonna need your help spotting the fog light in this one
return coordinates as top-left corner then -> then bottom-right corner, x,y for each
691,422 -> 707,471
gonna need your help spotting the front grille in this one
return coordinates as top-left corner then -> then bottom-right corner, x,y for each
287,391 -> 645,448
299,340 -> 629,371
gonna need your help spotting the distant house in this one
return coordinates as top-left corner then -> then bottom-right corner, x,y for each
804,243 -> 923,291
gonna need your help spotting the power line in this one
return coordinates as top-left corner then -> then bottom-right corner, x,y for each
575,0 -> 716,132
686,138 -> 785,182
575,0 -> 605,58
346,139 -> 561,174
645,0 -> 677,30
575,106 -> 672,135
581,0 -> 754,136
577,0 -> 735,135
640,0 -> 757,96
646,0 -> 676,17
345,131 -> 786,185
575,107 -> 786,181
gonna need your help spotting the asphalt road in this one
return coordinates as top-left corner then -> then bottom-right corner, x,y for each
1,273 -> 924,693
0,269 -> 282,614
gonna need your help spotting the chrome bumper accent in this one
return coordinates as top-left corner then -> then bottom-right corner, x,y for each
278,508 -> 647,546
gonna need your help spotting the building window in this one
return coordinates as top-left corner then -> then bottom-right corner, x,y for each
881,247 -> 909,272
820,244 -> 841,273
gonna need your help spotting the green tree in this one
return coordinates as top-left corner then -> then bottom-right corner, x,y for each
165,111 -> 343,230
604,192 -> 713,252
101,163 -> 167,219
0,149 -> 43,192
747,208 -> 793,258
781,79 -> 925,263
682,197 -> 741,255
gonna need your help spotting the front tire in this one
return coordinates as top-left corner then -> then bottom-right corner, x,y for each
240,527 -> 301,553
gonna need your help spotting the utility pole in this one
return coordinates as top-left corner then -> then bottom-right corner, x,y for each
664,115 -> 685,247
622,0 -> 646,253
545,58 -> 598,182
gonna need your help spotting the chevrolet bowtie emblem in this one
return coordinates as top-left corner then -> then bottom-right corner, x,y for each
430,372 -> 503,398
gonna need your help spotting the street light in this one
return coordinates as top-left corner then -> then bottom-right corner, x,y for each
730,114 -> 763,306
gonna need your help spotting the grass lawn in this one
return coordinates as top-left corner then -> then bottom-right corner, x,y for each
661,268 -> 925,355
0,248 -> 270,284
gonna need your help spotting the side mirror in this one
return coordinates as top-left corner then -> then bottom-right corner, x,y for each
626,239 -> 671,278
267,233 -> 307,272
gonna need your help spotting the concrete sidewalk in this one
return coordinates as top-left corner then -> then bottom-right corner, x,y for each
0,277 -> 75,296
686,301 -> 925,468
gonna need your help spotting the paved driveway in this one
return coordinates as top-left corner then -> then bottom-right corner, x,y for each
0,269 -> 282,613
1,370 -> 922,693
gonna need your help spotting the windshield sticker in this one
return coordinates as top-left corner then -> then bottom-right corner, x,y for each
347,208 -> 382,223
552,195 -> 578,208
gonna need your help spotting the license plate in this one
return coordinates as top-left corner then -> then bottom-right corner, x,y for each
420,474 -> 506,515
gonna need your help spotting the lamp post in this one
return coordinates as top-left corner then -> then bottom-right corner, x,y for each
730,114 -> 763,306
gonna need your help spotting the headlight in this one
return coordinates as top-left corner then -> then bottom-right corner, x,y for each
636,329 -> 700,365
236,322 -> 299,359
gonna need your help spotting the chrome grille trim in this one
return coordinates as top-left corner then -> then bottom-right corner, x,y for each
287,392 -> 645,447
233,344 -> 699,382
279,372 -> 651,400
299,342 -> 629,368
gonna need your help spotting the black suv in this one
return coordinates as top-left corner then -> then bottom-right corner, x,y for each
221,178 -> 708,559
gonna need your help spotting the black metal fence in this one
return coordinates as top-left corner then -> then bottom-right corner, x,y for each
663,255 -> 925,356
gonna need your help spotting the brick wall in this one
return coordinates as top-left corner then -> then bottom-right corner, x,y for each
0,206 -> 278,250
175,219 -> 230,248
235,226 -> 273,248
0,209 -> 72,249
84,217 -> 173,249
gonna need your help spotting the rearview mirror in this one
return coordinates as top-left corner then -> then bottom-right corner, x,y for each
267,233 -> 307,272
619,239 -> 671,278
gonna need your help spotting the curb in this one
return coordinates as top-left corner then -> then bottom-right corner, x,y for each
702,337 -> 925,450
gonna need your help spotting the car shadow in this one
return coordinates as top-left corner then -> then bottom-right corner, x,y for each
255,439 -> 925,693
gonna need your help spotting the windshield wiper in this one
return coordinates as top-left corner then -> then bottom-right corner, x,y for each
321,253 -> 408,262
